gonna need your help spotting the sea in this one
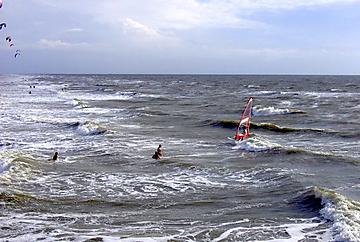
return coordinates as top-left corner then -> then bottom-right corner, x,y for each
0,74 -> 359,242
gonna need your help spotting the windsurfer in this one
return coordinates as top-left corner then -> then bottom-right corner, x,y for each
234,97 -> 253,141
238,124 -> 247,140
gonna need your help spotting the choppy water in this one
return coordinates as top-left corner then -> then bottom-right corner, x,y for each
1,74 -> 360,242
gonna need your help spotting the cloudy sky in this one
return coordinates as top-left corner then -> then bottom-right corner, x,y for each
0,0 -> 360,74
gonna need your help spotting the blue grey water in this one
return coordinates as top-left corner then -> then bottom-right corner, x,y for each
0,74 -> 360,241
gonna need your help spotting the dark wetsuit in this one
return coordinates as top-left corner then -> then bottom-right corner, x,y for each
152,151 -> 160,160
52,152 -> 58,161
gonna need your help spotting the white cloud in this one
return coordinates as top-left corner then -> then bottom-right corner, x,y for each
123,18 -> 161,38
90,0 -> 267,30
33,0 -> 360,30
38,39 -> 89,49
66,28 -> 84,33
119,18 -> 182,50
229,0 -> 359,10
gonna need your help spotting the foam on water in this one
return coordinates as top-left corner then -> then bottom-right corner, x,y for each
70,98 -> 89,108
74,121 -> 107,135
112,79 -> 144,84
253,106 -> 294,116
15,166 -> 294,201
60,92 -> 136,101
0,159 -> 13,174
22,169 -> 229,199
0,211 -> 134,242
223,167 -> 290,189
231,136 -> 281,152
2,74 -> 360,241
247,84 -> 261,88
315,187 -> 360,241
251,90 -> 279,96
0,151 -> 37,184
0,210 -> 328,242
304,91 -> 360,98
211,220 -> 327,242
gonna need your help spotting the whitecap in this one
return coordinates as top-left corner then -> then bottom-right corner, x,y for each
253,106 -> 292,116
75,121 -> 107,136
316,187 -> 360,242
231,136 -> 281,152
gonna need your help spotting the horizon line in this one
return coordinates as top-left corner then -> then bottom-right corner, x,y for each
2,72 -> 360,76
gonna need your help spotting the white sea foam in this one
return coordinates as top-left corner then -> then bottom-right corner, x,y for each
118,124 -> 142,129
137,93 -> 164,98
104,237 -> 174,242
331,88 -> 345,92
80,107 -> 111,114
305,91 -> 360,98
253,106 -> 292,116
113,79 -> 144,84
0,152 -> 36,184
232,136 -> 281,152
247,84 -> 261,88
0,211 -> 327,242
23,169 -> 230,199
70,98 -> 88,108
251,90 -> 279,96
75,121 -> 107,135
315,187 -> 360,242
0,159 -> 12,174
60,92 -> 135,101
212,219 -> 328,242
280,100 -> 293,107
0,212 -> 137,242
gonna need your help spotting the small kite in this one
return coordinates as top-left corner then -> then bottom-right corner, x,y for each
0,0 -> 3,9
0,23 -> 6,30
15,52 -> 20,58
5,36 -> 11,42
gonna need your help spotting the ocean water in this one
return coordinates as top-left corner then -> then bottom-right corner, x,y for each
0,74 -> 360,242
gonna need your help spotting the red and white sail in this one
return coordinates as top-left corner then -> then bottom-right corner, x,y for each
235,97 -> 253,141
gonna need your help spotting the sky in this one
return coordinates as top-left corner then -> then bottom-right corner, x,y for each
1,0 -> 360,74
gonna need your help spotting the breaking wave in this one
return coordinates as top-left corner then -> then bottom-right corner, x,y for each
210,120 -> 331,134
253,106 -> 306,116
0,152 -> 39,185
69,121 -> 107,135
70,98 -> 88,108
251,122 -> 328,133
293,187 -> 360,242
229,136 -> 281,152
0,159 -> 13,174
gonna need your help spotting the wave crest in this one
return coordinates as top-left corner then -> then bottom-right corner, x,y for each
253,106 -> 306,116
210,120 -> 329,134
294,187 -> 360,241
70,121 -> 107,135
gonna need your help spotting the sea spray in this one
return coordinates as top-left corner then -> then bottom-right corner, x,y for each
315,187 -> 360,242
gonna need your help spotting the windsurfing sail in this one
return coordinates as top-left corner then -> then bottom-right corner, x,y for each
235,97 -> 253,141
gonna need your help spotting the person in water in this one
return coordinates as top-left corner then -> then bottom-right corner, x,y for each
52,152 -> 58,161
152,151 -> 161,160
152,144 -> 163,160
157,144 -> 163,156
